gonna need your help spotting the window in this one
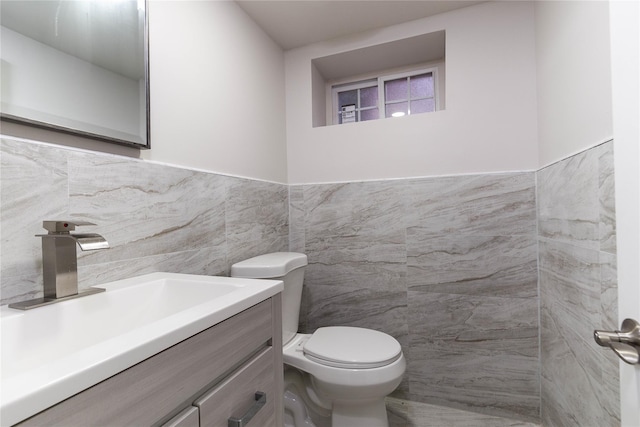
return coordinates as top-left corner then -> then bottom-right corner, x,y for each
332,68 -> 438,125
333,80 -> 379,124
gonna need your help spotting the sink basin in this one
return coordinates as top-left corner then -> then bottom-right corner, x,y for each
0,272 -> 283,426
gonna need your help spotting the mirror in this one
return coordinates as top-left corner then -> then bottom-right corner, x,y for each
0,0 -> 149,149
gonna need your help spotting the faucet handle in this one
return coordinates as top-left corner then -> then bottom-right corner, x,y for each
42,220 -> 96,233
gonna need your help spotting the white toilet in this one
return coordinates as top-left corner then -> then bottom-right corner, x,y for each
231,252 -> 406,427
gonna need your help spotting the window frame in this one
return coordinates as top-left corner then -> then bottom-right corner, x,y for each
331,79 -> 379,125
331,67 -> 440,125
380,68 -> 440,118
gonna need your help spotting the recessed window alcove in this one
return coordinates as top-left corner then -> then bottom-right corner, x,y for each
311,30 -> 446,127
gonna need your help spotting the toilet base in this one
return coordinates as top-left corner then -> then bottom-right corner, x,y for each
332,398 -> 389,427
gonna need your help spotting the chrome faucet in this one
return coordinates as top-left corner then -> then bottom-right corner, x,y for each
9,221 -> 109,310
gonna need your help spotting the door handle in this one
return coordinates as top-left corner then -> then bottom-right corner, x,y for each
594,318 -> 640,365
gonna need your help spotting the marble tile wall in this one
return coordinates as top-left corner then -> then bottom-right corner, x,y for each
537,140 -> 620,427
387,397 -> 540,427
0,137 -> 289,305
290,172 -> 541,422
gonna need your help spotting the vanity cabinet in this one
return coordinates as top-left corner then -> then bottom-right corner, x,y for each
162,407 -> 200,427
16,295 -> 283,427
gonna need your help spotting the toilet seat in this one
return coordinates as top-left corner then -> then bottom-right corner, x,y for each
303,327 -> 402,369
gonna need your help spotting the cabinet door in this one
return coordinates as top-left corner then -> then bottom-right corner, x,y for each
17,300 -> 273,427
195,347 -> 275,427
162,407 -> 199,427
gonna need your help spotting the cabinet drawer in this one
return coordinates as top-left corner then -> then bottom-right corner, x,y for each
161,407 -> 199,427
195,347 -> 275,427
18,300 -> 273,427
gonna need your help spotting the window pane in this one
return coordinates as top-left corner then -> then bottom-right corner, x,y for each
361,108 -> 379,121
385,78 -> 407,102
410,98 -> 435,114
385,102 -> 408,118
410,73 -> 434,99
360,86 -> 378,108
338,90 -> 357,109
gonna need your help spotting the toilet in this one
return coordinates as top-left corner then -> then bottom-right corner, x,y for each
231,252 -> 405,427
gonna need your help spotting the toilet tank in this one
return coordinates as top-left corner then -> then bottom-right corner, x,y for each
230,252 -> 308,345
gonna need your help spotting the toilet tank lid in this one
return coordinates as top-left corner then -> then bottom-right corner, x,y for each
231,252 -> 308,278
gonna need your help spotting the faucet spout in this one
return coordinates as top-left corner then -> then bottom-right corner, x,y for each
8,221 -> 109,310
70,233 -> 110,251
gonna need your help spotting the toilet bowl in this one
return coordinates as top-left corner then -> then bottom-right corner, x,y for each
231,252 -> 405,427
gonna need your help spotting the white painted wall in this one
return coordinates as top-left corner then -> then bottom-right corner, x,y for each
285,1 -> 539,184
535,0 -> 613,168
142,0 -> 287,183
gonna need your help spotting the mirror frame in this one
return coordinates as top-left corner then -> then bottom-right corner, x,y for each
0,0 -> 150,149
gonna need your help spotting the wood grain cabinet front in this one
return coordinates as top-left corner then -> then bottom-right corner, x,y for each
162,407 -> 200,427
16,296 -> 283,427
195,347 -> 275,427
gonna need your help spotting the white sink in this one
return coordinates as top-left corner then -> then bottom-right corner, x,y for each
0,272 -> 283,426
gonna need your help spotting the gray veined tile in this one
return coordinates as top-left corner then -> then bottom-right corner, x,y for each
77,246 -> 229,290
540,305 -> 616,427
538,240 -> 601,341
303,180 -> 407,239
304,246 -> 407,292
408,292 -> 539,356
407,291 -> 539,421
407,232 -> 538,298
599,251 -> 618,331
408,351 -> 541,422
387,397 -> 541,427
0,273 -> 42,306
598,141 -> 616,254
305,282 -> 408,340
537,147 -> 601,250
288,185 -> 305,252
306,231 -> 407,265
68,151 -> 227,265
1,139 -> 69,280
226,177 -> 289,266
405,173 -> 536,236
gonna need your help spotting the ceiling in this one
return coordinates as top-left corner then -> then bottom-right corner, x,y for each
235,0 -> 484,51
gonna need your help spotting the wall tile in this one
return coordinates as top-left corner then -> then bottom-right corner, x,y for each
225,177 -> 289,267
1,140 -> 69,285
598,144 -> 617,254
67,150 -> 227,266
407,232 -> 538,298
537,147 -> 601,250
405,173 -> 536,236
387,397 -> 540,427
296,172 -> 540,423
288,185 -> 305,253
1,137 -> 619,426
407,291 -> 540,421
538,141 -> 619,427
1,138 -> 288,306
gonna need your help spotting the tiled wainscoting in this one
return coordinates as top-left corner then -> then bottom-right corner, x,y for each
1,136 -> 618,426
0,137 -> 289,306
387,397 -> 540,427
537,141 -> 619,426
290,141 -> 618,426
290,172 -> 541,421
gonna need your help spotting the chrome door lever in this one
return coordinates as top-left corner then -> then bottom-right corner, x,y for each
594,318 -> 640,365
